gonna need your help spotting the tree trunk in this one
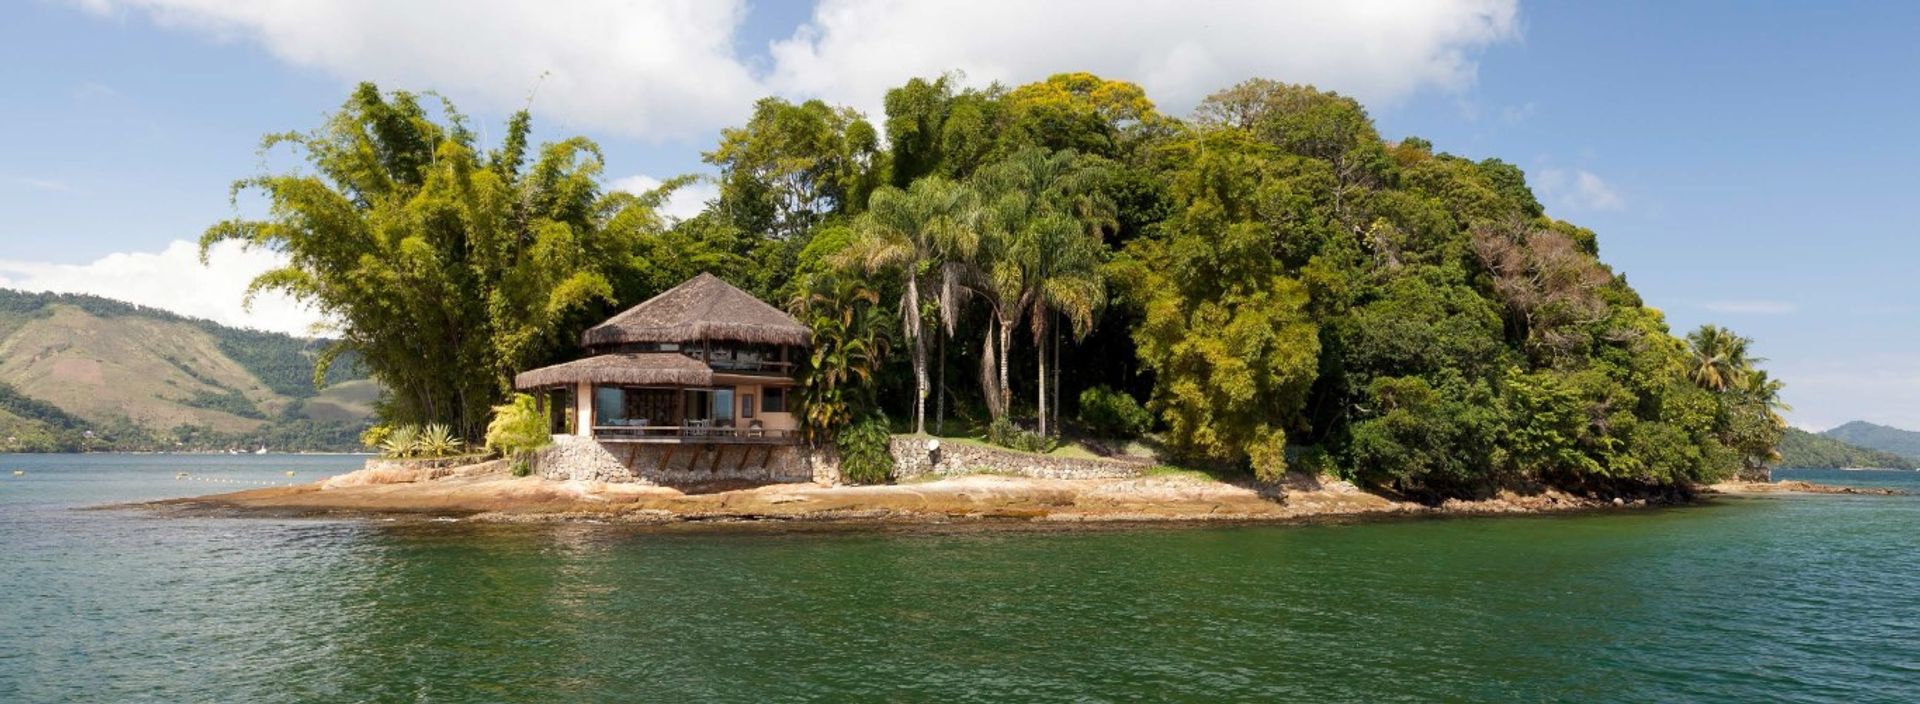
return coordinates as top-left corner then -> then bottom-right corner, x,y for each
981,323 -> 1004,419
936,324 -> 946,435
1036,317 -> 1049,437
1052,312 -> 1062,434
997,318 -> 1014,421
905,277 -> 927,434
980,337 -> 1000,418
913,333 -> 928,434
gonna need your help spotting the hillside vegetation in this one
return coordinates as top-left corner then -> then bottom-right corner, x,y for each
1777,427 -> 1919,470
0,288 -> 374,452
1821,420 -> 1920,460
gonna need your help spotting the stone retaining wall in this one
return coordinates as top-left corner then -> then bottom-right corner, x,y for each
534,435 -> 819,485
889,437 -> 1146,480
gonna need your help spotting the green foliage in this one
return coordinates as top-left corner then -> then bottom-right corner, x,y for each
706,97 -> 883,240
380,425 -> 420,459
1777,427 -> 1920,470
1347,374 -> 1501,493
416,423 -> 464,458
180,389 -> 266,420
986,417 -> 1059,454
359,423 -> 392,452
174,75 -> 1789,497
843,176 -> 982,433
201,83 -> 667,439
1115,130 -> 1323,481
1076,385 -> 1151,439
836,416 -> 896,484
1819,420 -> 1920,459
790,269 -> 894,445
484,393 -> 552,461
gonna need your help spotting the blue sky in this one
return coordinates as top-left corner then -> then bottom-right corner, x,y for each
1,0 -> 1915,431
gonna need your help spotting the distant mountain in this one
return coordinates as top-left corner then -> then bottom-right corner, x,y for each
1821,420 -> 1920,460
0,288 -> 378,452
1778,427 -> 1920,470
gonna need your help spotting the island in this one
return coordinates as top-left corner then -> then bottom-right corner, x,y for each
153,74 -> 1830,521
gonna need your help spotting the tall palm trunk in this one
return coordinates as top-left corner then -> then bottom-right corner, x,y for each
980,328 -> 1003,419
1052,312 -> 1062,434
904,276 -> 927,434
998,318 -> 1015,420
1036,318 -> 1049,437
936,325 -> 946,435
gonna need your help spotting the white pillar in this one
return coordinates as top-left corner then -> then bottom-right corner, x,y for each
575,382 -> 594,436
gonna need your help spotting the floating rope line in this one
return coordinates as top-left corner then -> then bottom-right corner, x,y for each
173,475 -> 298,487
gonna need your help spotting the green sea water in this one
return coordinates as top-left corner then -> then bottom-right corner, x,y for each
2,454 -> 1916,703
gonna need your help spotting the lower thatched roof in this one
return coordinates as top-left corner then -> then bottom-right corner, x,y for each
514,353 -> 714,390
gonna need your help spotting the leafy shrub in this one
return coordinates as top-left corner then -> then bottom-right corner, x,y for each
379,425 -> 420,458
988,417 -> 1058,454
487,394 -> 552,474
1076,385 -> 1151,439
417,423 -> 464,458
360,423 -> 392,451
836,416 -> 895,485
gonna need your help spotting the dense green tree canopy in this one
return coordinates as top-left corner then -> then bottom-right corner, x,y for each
210,74 -> 1786,497
204,83 -> 670,438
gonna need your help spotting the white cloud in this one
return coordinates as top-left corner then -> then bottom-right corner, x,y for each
80,0 -> 1519,138
0,240 -> 325,336
77,0 -> 763,140
610,174 -> 719,222
1701,300 -> 1799,315
768,0 -> 1521,120
1536,168 -> 1624,212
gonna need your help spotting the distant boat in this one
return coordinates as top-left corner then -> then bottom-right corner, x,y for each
254,446 -> 268,455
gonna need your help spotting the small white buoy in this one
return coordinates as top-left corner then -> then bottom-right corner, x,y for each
11,470 -> 22,477
285,471 -> 296,477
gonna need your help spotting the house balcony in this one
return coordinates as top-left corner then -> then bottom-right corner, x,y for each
590,422 -> 799,444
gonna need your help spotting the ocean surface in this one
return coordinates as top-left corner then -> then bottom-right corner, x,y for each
1,455 -> 1916,703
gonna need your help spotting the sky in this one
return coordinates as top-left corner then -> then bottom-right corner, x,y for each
1,0 -> 1916,431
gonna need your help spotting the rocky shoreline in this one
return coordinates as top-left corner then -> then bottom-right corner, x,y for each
116,460 -> 1796,530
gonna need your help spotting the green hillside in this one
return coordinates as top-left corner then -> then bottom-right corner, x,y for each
0,288 -> 376,452
1821,421 -> 1920,460
1778,427 -> 1919,470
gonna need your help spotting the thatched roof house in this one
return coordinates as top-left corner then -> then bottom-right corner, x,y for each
514,273 -> 808,446
581,272 -> 809,349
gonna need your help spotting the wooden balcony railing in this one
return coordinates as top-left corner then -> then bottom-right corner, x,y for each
591,424 -> 798,444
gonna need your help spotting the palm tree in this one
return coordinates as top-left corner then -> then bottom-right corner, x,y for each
1016,213 -> 1105,436
1740,369 -> 1791,426
1685,325 -> 1754,392
841,177 -> 979,434
975,148 -> 1116,436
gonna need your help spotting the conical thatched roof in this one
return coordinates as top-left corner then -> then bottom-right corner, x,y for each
514,353 -> 713,390
582,273 -> 809,348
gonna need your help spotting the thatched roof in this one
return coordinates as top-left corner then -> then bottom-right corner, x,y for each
514,353 -> 714,390
582,273 -> 809,348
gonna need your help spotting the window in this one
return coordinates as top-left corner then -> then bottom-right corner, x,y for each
762,387 -> 787,413
740,394 -> 755,419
